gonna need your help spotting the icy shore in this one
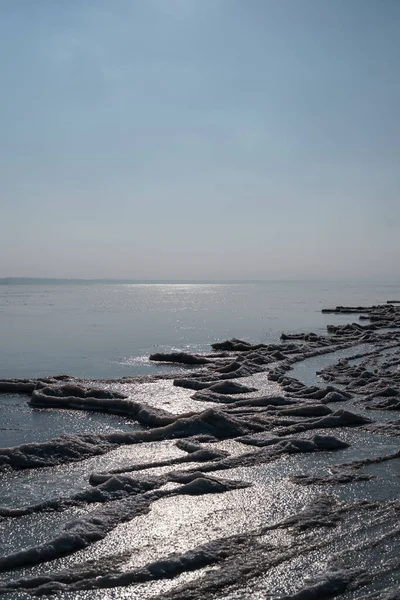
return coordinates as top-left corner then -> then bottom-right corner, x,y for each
1,302 -> 400,598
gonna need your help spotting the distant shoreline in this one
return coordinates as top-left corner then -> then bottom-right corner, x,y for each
0,278 -> 394,286
0,278 -> 267,285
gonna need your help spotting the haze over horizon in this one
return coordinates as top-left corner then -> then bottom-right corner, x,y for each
1,0 -> 399,281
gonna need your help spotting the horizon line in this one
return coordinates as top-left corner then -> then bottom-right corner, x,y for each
1,277 -> 398,285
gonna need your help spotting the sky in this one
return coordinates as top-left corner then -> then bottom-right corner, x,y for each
1,0 -> 399,281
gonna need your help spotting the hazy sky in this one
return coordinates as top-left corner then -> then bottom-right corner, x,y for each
1,0 -> 399,280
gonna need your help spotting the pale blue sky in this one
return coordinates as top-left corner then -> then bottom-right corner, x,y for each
1,0 -> 399,280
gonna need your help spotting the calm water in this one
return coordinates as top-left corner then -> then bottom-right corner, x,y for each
1,281 -> 400,379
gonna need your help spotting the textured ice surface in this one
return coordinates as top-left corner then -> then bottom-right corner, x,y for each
1,302 -> 400,598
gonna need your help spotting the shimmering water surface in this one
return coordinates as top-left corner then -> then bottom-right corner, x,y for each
2,280 -> 399,379
1,281 -> 400,599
